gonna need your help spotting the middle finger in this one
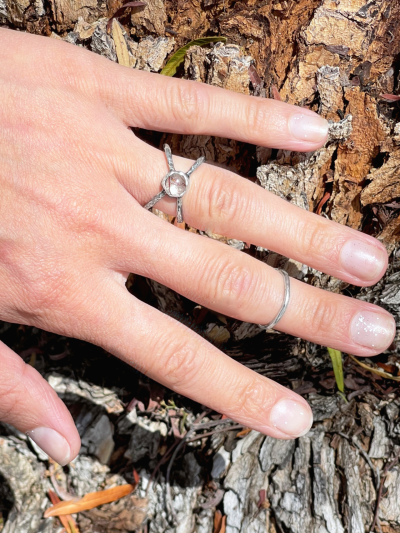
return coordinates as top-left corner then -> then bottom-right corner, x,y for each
120,138 -> 388,287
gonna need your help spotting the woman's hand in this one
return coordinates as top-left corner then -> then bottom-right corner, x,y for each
0,28 -> 395,465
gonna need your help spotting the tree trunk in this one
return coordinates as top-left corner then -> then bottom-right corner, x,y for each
1,1 -> 400,532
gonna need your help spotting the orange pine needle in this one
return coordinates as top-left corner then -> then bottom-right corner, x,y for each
44,484 -> 134,518
220,516 -> 226,533
236,427 -> 252,438
213,511 -> 227,533
133,468 -> 140,486
213,510 -> 223,533
47,491 -> 80,532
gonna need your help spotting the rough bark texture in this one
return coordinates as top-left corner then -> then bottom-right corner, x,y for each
1,1 -> 400,533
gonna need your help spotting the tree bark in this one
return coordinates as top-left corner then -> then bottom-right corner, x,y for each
1,1 -> 400,532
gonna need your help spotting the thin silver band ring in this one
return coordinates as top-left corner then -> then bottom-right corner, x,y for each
258,269 -> 291,330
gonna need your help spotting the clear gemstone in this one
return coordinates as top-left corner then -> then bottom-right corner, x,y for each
168,174 -> 186,196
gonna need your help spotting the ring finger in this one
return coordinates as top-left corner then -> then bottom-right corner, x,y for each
116,202 -> 395,356
108,135 -> 395,355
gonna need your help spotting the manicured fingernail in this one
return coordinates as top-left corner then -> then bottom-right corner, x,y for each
270,399 -> 313,437
340,240 -> 387,281
26,427 -> 71,466
350,311 -> 396,350
288,113 -> 329,143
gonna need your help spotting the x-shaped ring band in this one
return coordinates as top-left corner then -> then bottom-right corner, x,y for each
144,144 -> 205,224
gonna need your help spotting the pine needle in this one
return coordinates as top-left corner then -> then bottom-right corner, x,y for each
327,348 -> 344,393
44,485 -> 134,518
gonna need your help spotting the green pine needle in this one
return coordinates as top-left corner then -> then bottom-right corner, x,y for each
327,347 -> 344,393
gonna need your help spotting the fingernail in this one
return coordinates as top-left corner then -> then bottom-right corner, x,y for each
350,311 -> 396,351
270,399 -> 313,437
288,113 -> 329,143
26,427 -> 71,466
340,240 -> 387,281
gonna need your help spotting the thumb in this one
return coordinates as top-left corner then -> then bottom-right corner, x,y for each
0,340 -> 80,465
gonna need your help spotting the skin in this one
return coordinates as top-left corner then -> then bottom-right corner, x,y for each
0,28 -> 396,462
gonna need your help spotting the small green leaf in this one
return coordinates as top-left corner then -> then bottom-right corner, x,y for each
161,36 -> 227,77
327,348 -> 344,393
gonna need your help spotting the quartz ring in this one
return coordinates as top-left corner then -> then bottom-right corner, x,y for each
144,144 -> 205,224
258,269 -> 291,330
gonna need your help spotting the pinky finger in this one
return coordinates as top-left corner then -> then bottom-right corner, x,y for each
90,279 -> 314,440
0,341 -> 81,465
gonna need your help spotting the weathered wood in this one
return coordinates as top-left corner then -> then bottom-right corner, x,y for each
1,0 -> 400,532
221,394 -> 400,533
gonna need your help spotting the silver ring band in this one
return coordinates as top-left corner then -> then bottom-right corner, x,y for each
144,144 -> 205,224
258,269 -> 290,330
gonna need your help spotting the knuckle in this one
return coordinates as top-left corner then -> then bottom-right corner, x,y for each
161,338 -> 200,390
7,249 -> 66,317
243,99 -> 269,140
205,176 -> 248,228
57,193 -> 104,234
23,270 -> 65,315
1,370 -> 21,403
0,361 -> 27,419
57,43 -> 102,97
168,81 -> 209,132
0,361 -> 56,425
0,400 -> 16,422
24,176 -> 108,237
211,258 -> 255,314
307,297 -> 337,336
227,376 -> 275,422
299,220 -> 332,262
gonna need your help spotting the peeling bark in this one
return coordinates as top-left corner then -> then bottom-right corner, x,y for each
1,1 -> 400,532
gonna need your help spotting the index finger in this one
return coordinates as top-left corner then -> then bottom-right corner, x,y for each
0,29 -> 328,151
99,67 -> 329,151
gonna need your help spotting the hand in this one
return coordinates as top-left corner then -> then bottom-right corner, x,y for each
0,28 -> 395,465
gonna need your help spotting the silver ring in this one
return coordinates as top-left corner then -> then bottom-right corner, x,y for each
258,269 -> 291,330
144,144 -> 205,224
